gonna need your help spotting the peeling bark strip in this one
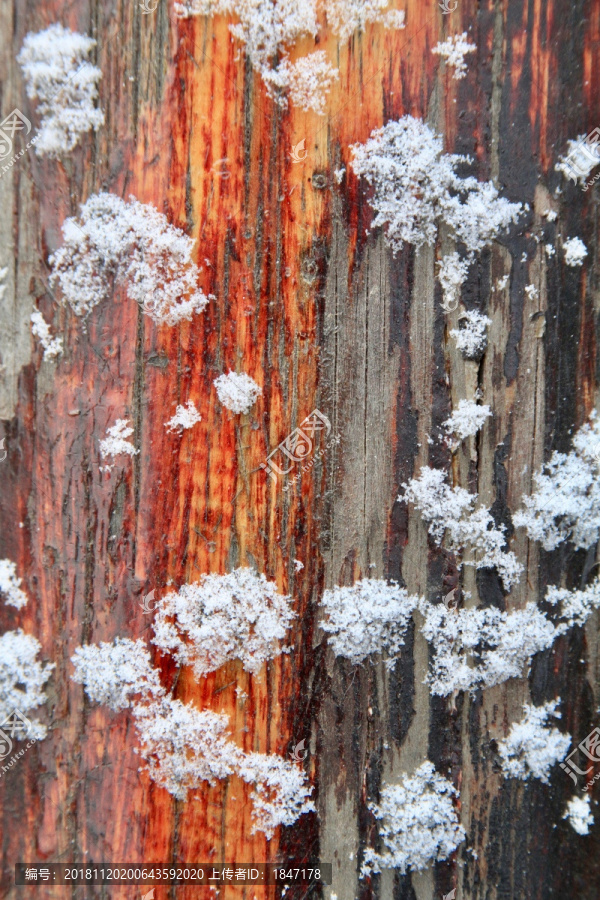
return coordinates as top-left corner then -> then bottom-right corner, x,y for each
1,1 -> 600,899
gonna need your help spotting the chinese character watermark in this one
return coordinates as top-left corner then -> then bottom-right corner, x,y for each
0,709 -> 37,779
290,739 -> 308,762
0,109 -> 38,180
259,409 -> 339,490
291,139 -> 308,164
560,725 -> 600,788
139,589 -> 157,614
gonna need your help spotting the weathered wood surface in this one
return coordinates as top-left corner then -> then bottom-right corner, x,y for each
1,0 -> 600,898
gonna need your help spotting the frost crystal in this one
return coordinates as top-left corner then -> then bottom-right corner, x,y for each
514,414 -> 600,552
438,252 -> 468,310
350,116 -> 521,255
418,601 -> 557,696
17,24 -> 104,158
563,237 -> 588,267
31,310 -> 63,360
450,309 -> 491,360
261,51 -> 338,114
99,419 -> 139,460
214,371 -> 262,414
432,32 -> 476,80
320,578 -> 419,667
545,577 -> 600,630
71,638 -> 165,710
0,559 -> 29,609
152,568 -> 295,676
134,698 -> 239,799
443,399 -> 491,441
401,467 -> 523,590
72,635 -> 314,835
49,192 -> 210,324
324,0 -> 405,42
237,752 -> 316,839
165,401 -> 202,432
497,701 -> 570,783
0,629 -> 54,738
563,794 -> 593,835
363,762 -> 465,873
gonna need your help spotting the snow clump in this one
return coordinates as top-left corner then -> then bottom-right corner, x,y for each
0,560 -> 29,609
214,371 -> 262,414
497,700 -> 570,783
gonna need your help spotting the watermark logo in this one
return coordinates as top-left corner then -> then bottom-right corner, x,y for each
0,438 -> 6,462
140,589 -> 157,614
291,139 -> 308,164
439,0 -> 458,12
260,409 -> 339,488
141,890 -> 155,900
442,890 -> 456,900
211,158 -> 230,179
443,589 -> 458,612
290,739 -> 308,762
140,0 -> 158,11
562,128 -> 600,183
0,109 -> 31,161
0,709 -> 32,760
560,725 -> 600,786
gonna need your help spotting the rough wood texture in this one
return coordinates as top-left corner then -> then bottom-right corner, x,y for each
1,0 -> 600,898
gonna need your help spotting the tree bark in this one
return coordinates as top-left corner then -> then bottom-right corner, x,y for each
1,1 -> 600,899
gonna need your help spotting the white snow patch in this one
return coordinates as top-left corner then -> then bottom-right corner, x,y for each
418,600 -> 558,696
49,192 -> 210,324
438,252 -> 468,311
563,794 -> 593,835
71,638 -> 165,710
0,559 -> 29,609
99,419 -> 139,460
432,32 -> 476,80
401,467 -> 523,590
514,414 -> 600,552
324,0 -> 405,42
31,310 -> 63,360
320,578 -> 419,668
450,309 -> 491,359
443,399 -> 491,441
545,577 -> 600,630
261,51 -> 338,114
497,700 -> 570,783
236,751 -> 316,839
165,401 -> 202,432
350,116 -> 522,256
0,629 -> 54,738
214,371 -> 262,414
563,237 -> 588,267
363,762 -> 465,873
152,568 -> 295,676
17,24 -> 104,158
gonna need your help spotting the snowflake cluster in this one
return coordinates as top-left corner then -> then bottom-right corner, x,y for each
165,401 -> 202,432
152,568 -> 295,676
363,762 -> 465,873
174,0 -> 404,113
0,559 -> 29,609
497,701 -> 570,783
0,629 -> 54,738
214,371 -> 262,414
99,419 -> 138,460
545,577 -> 600,630
31,310 -> 63,360
443,399 -> 491,441
350,116 -> 522,257
563,237 -> 588,267
320,578 -> 418,668
432,32 -> 476,80
71,623 -> 313,836
418,601 -> 557,696
450,309 -> 492,359
514,414 -> 600,552
401,467 -> 523,590
49,192 -> 210,324
563,795 -> 593,835
17,24 -> 104,157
